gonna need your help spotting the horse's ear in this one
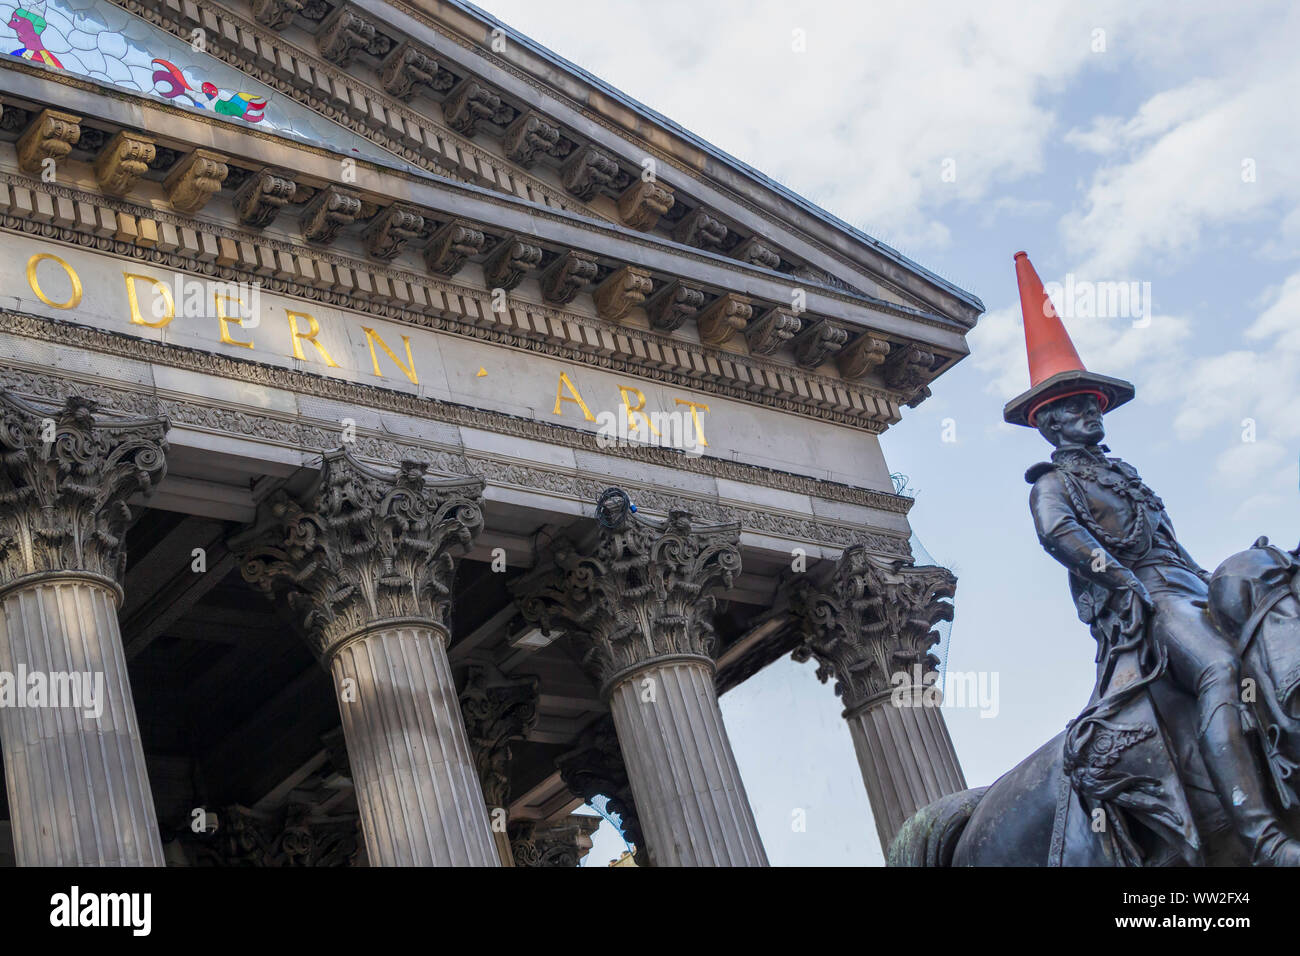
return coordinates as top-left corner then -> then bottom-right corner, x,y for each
1254,536 -> 1270,548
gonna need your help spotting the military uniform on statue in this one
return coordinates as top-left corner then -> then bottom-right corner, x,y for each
891,252 -> 1300,867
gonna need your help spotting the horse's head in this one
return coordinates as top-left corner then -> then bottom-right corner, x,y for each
1208,536 -> 1299,638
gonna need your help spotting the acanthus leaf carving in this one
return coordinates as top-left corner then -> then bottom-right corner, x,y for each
363,203 -> 425,261
838,333 -> 892,380
593,266 -> 653,322
230,449 -> 484,662
791,319 -> 849,368
502,111 -> 561,168
443,79 -> 503,137
300,186 -> 362,245
511,507 -> 741,693
92,131 -> 156,197
560,146 -> 619,202
673,207 -> 727,250
423,219 -> 486,276
16,108 -> 80,176
539,250 -> 598,305
786,546 -> 956,712
317,6 -> 376,67
0,390 -> 167,587
617,180 -> 674,231
644,279 -> 705,333
232,168 -> 297,229
458,663 -> 539,809
379,41 -> 438,100
745,307 -> 801,356
697,293 -> 753,346
163,149 -> 229,214
483,235 -> 543,291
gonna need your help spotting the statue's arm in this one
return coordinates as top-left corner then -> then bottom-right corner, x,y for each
1029,474 -> 1152,601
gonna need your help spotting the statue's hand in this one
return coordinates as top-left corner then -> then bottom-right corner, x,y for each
1115,575 -> 1154,637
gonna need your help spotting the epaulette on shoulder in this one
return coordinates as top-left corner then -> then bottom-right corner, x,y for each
1025,462 -> 1056,484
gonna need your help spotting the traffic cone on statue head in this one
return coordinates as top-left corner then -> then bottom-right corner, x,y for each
1002,251 -> 1135,427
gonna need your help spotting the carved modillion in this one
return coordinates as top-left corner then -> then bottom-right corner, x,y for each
539,251 -> 598,305
163,149 -> 229,214
443,79 -> 503,137
363,204 -> 425,261
791,319 -> 849,368
503,111 -> 561,167
424,220 -> 486,276
697,293 -> 753,346
745,308 -> 801,356
673,207 -> 727,250
232,168 -> 297,229
483,236 -> 543,291
16,108 -> 81,176
561,146 -> 619,201
732,236 -> 781,270
645,280 -> 705,333
593,266 -> 653,322
618,180 -> 674,231
838,333 -> 892,380
317,6 -> 376,67
92,130 -> 156,196
379,41 -> 437,100
301,186 -> 362,244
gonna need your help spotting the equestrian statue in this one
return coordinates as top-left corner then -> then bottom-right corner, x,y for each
890,252 -> 1300,867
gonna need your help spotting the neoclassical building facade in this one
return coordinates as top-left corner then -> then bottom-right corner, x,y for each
0,0 -> 981,866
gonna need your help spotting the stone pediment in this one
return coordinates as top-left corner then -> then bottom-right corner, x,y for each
90,0 -> 982,326
0,0 -> 983,430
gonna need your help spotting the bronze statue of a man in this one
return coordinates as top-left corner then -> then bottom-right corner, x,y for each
1004,251 -> 1299,866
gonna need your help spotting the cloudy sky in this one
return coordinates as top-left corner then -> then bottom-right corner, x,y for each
464,0 -> 1300,865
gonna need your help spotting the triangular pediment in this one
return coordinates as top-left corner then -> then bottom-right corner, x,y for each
1,0 -> 398,165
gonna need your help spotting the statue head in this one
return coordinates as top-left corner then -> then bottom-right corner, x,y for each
1034,392 -> 1106,448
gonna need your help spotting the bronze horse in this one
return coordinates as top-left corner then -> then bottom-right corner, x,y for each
891,538 -> 1300,867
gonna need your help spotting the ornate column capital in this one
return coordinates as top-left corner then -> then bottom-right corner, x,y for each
512,492 -> 741,694
556,716 -> 645,857
787,546 -> 955,714
0,390 -> 167,591
509,815 -> 601,867
231,449 -> 484,662
458,663 -> 539,809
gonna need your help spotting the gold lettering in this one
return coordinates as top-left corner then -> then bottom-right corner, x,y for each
214,293 -> 254,349
286,310 -> 340,367
123,273 -> 174,328
618,384 -> 660,436
26,253 -> 82,309
675,399 -> 710,447
553,372 -> 596,422
362,327 -> 418,384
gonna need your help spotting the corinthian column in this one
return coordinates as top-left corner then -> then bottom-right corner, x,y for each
787,546 -> 965,853
231,450 -> 498,867
515,495 -> 767,866
0,391 -> 168,866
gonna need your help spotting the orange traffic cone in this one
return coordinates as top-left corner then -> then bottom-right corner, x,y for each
1003,251 -> 1135,427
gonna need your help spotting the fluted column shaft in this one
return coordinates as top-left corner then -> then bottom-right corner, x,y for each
0,390 -> 168,867
330,622 -> 498,867
513,501 -> 767,866
845,687 -> 966,852
233,449 -> 496,866
0,574 -> 165,866
607,658 -> 767,866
